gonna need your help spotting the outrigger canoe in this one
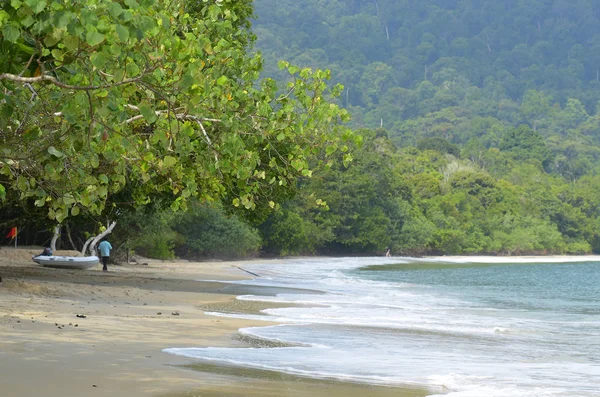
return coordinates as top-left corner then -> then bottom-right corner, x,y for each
32,255 -> 99,270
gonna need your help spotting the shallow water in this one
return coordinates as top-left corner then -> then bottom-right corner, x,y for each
164,257 -> 600,396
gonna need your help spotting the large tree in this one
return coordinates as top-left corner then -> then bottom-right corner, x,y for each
0,0 -> 353,223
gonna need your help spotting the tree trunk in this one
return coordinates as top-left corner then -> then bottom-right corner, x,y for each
50,225 -> 60,252
81,221 -> 117,256
65,223 -> 78,251
81,237 -> 95,256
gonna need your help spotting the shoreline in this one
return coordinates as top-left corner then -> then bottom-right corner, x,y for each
0,248 -> 263,396
2,248 -> 599,396
0,248 -> 434,397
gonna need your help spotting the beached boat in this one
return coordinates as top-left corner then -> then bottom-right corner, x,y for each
32,255 -> 99,270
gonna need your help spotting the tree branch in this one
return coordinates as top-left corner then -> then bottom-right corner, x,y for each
50,224 -> 61,252
82,221 -> 117,256
0,72 -> 150,91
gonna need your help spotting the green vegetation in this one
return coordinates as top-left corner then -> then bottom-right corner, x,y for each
253,0 -> 600,182
0,0 -> 353,258
111,201 -> 261,260
251,0 -> 600,256
261,129 -> 600,256
0,0 -> 352,222
2,0 -> 600,258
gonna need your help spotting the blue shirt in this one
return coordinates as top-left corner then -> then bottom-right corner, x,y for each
98,241 -> 112,257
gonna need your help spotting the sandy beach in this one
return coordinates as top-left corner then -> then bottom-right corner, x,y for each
0,248 -> 426,397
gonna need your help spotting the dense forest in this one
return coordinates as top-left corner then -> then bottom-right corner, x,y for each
251,0 -> 600,256
3,0 -> 600,258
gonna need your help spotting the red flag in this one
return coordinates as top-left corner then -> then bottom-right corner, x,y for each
6,227 -> 17,239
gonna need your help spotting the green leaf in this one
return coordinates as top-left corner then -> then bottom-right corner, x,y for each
126,62 -> 140,76
107,2 -> 124,18
90,52 -> 106,68
56,11 -> 72,28
85,30 -> 105,46
163,155 -> 177,168
97,185 -> 108,197
62,194 -> 76,205
0,11 -> 9,28
20,15 -> 35,27
2,23 -> 20,43
115,24 -> 129,42
170,198 -> 181,211
80,193 -> 92,207
217,75 -> 228,85
124,0 -> 139,9
138,16 -> 157,35
71,206 -> 80,216
139,103 -> 157,123
63,35 -> 79,50
54,208 -> 68,223
51,48 -> 64,61
90,154 -> 99,168
25,0 -> 46,13
48,146 -> 65,158
342,153 -> 353,168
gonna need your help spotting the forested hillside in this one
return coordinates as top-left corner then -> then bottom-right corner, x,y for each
253,1 -> 600,169
251,0 -> 600,256
254,0 -> 600,107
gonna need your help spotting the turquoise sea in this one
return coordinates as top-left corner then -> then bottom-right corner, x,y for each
164,257 -> 600,396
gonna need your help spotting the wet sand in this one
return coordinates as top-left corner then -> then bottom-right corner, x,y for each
0,248 -> 431,397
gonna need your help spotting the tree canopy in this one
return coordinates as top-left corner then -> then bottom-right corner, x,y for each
0,0 -> 353,223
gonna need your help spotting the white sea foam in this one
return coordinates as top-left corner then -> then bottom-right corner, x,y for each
168,257 -> 600,396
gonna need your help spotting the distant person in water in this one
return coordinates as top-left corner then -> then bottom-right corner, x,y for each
97,240 -> 113,272
385,247 -> 391,257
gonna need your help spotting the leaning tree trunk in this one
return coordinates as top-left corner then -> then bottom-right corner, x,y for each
81,221 -> 117,256
50,225 -> 60,252
81,236 -> 95,256
65,223 -> 78,251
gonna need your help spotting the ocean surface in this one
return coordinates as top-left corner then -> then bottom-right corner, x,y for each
164,257 -> 600,396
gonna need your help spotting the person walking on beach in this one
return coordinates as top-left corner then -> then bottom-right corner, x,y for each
97,240 -> 113,272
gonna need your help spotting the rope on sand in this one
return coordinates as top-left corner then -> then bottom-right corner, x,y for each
236,266 -> 260,277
